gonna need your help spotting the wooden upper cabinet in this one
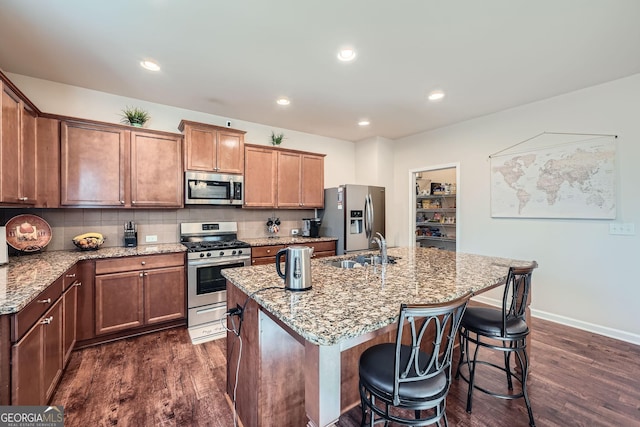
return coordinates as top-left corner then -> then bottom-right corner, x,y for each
61,121 -> 127,207
179,120 -> 245,174
243,144 -> 325,209
300,154 -> 324,208
276,151 -> 302,208
36,117 -> 60,208
0,83 -> 36,205
61,120 -> 183,208
130,131 -> 183,207
244,144 -> 277,207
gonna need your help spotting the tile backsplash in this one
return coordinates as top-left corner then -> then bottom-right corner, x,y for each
1,207 -> 318,252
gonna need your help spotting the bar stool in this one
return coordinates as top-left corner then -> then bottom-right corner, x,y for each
359,298 -> 468,426
455,262 -> 538,427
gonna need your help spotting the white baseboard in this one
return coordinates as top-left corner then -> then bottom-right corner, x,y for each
471,295 -> 640,346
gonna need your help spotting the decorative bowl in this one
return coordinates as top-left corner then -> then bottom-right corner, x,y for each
72,234 -> 105,251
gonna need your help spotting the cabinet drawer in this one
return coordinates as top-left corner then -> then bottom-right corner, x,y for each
62,264 -> 79,290
95,253 -> 184,274
12,277 -> 63,342
307,241 -> 336,255
251,245 -> 285,259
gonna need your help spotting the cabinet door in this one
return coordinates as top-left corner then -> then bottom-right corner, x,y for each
144,266 -> 185,325
95,271 -> 144,335
20,106 -> 37,204
11,322 -> 43,405
276,151 -> 302,208
42,299 -> 63,402
244,145 -> 277,207
300,154 -> 324,208
185,125 -> 216,171
130,131 -> 182,207
63,284 -> 77,366
61,121 -> 128,206
217,130 -> 244,173
1,84 -> 21,203
36,117 -> 60,208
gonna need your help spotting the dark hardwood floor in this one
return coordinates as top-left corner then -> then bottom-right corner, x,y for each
52,317 -> 640,426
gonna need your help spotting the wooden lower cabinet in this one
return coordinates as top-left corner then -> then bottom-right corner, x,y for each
62,283 -> 77,366
95,255 -> 186,336
12,297 -> 63,405
251,241 -> 336,266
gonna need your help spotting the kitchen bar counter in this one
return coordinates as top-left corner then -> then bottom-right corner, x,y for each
242,236 -> 338,247
0,244 -> 186,315
222,247 -> 536,427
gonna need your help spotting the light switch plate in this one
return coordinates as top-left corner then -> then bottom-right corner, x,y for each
145,235 -> 158,242
609,223 -> 635,235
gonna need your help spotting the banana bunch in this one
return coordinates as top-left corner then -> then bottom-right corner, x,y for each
73,232 -> 104,250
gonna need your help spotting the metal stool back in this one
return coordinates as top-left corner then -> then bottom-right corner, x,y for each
455,262 -> 538,427
359,298 -> 468,426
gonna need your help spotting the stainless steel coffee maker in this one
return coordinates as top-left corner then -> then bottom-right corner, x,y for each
275,246 -> 313,291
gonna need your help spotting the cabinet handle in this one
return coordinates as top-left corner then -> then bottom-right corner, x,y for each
65,273 -> 76,278
121,200 -> 125,204
41,316 -> 53,325
19,197 -> 28,201
74,281 -> 82,287
141,261 -> 146,265
139,272 -> 144,277
132,201 -> 136,204
37,298 -> 52,304
143,272 -> 148,276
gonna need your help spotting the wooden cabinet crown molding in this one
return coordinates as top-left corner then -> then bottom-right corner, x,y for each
244,143 -> 326,158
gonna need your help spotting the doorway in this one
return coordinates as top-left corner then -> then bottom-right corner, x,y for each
410,164 -> 459,251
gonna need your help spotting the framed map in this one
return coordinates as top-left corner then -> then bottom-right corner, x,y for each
490,135 -> 616,219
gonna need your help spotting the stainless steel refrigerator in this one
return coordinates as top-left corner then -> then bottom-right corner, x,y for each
320,185 -> 385,255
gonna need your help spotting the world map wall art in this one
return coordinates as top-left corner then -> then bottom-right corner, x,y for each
490,133 -> 616,219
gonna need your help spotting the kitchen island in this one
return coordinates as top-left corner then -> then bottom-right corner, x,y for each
222,247 -> 536,427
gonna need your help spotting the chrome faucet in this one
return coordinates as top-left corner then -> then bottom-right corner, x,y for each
371,232 -> 388,264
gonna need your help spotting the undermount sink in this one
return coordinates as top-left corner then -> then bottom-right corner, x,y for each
326,255 -> 398,268
327,260 -> 361,269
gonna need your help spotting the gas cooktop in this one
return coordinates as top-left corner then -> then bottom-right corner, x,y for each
182,239 -> 250,252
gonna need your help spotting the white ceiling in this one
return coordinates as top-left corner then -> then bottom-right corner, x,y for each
1,1 -> 639,142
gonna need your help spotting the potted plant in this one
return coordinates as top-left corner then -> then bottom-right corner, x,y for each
121,106 -> 150,127
270,131 -> 284,146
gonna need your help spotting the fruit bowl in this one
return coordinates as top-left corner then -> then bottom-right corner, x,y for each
72,233 -> 105,251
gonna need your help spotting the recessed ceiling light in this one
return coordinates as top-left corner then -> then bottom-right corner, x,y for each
358,120 -> 370,126
276,97 -> 290,106
428,90 -> 445,101
337,48 -> 356,62
140,60 -> 160,71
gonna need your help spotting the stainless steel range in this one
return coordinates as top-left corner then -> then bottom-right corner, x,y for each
180,221 -> 251,344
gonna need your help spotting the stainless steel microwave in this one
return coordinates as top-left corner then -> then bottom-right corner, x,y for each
184,171 -> 243,205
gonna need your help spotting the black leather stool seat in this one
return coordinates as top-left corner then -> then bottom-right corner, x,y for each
360,343 -> 447,405
461,307 -> 529,337
358,300 -> 468,427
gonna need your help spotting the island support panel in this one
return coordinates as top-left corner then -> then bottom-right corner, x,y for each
225,282 -> 393,427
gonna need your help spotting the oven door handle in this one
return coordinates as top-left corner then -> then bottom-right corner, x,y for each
188,257 -> 250,267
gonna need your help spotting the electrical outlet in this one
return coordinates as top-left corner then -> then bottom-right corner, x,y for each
145,235 -> 158,242
609,223 -> 635,236
291,229 -> 299,236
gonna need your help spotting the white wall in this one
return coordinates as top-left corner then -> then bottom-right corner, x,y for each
6,73 -> 357,188
390,73 -> 640,344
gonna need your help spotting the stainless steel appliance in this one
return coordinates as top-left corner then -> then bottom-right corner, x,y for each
320,185 -> 385,255
0,226 -> 7,265
184,171 -> 243,205
302,218 -> 321,237
275,246 -> 313,291
180,221 -> 251,344
124,221 -> 137,247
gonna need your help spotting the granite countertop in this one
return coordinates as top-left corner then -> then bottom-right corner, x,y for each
222,247 -> 536,346
0,244 -> 186,315
243,236 -> 338,247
